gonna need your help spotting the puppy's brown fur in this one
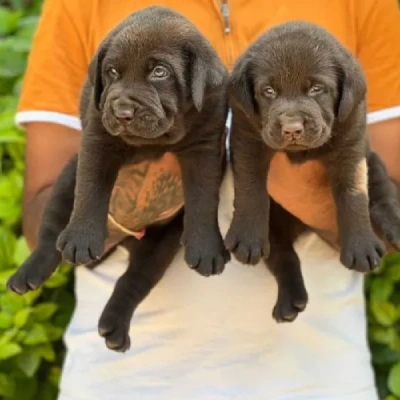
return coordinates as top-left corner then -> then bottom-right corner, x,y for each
225,21 -> 400,322
8,6 -> 229,351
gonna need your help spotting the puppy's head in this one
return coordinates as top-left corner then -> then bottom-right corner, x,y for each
88,6 -> 226,145
229,21 -> 366,152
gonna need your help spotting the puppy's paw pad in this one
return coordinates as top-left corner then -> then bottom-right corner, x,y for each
224,226 -> 269,265
57,225 -> 105,265
98,314 -> 131,353
272,287 -> 308,323
340,235 -> 385,273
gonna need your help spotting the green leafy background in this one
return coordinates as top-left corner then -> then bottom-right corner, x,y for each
0,0 -> 400,399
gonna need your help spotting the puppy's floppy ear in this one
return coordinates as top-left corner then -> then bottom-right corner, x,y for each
336,53 -> 367,123
88,42 -> 109,111
186,42 -> 227,112
228,55 -> 256,117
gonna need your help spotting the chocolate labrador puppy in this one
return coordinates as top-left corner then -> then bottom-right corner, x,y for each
225,21 -> 400,322
8,6 -> 230,351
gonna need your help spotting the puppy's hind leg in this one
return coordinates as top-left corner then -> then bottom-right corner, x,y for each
8,155 -> 78,295
368,151 -> 400,250
98,212 -> 183,352
267,199 -> 308,323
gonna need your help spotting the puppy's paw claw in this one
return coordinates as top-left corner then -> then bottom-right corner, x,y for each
183,233 -> 230,277
224,225 -> 269,265
7,249 -> 61,295
98,312 -> 131,353
340,234 -> 385,273
57,224 -> 105,265
272,284 -> 308,323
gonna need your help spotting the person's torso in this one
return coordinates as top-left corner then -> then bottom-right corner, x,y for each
76,0 -> 359,71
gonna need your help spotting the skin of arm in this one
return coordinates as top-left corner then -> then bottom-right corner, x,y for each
22,122 -> 183,250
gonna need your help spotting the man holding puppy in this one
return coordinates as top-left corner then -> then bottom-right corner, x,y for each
17,0 -> 400,399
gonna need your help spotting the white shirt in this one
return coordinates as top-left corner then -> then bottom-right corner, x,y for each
57,166 -> 378,400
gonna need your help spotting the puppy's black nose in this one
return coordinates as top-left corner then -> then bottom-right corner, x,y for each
114,109 -> 134,122
281,122 -> 304,139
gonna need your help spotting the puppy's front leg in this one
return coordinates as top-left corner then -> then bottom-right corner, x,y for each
177,147 -> 230,277
224,123 -> 272,265
57,126 -> 124,265
326,155 -> 385,272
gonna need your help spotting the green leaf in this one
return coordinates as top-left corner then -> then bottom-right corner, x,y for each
384,252 -> 400,281
0,226 -> 16,269
0,342 -> 21,359
370,277 -> 394,303
0,312 -> 13,329
48,366 -> 61,387
0,268 -> 17,287
370,343 -> 399,365
32,302 -> 58,321
384,396 -> 399,400
44,271 -> 68,288
388,363 -> 400,396
0,327 -> 19,345
0,291 -> 25,314
31,343 -> 55,362
14,308 -> 32,327
37,381 -> 58,400
23,323 -> 48,345
21,287 -> 42,306
16,351 -> 41,377
43,324 -> 64,341
0,373 -> 15,397
13,236 -> 31,266
370,300 -> 399,326
12,376 -> 37,400
0,7 -> 22,35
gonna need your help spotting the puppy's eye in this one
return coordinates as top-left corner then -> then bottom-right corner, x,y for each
108,67 -> 119,80
150,65 -> 169,80
308,84 -> 324,96
263,86 -> 276,98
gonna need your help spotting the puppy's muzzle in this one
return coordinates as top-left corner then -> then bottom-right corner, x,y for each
281,118 -> 305,143
107,95 -> 167,138
113,108 -> 134,124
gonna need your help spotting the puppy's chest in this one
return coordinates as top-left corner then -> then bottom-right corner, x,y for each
120,130 -> 202,165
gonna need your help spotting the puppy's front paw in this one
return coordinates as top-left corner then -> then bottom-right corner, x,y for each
272,283 -> 308,323
182,231 -> 230,277
98,309 -> 131,353
7,248 -> 61,294
56,223 -> 106,265
340,234 -> 385,273
224,222 -> 269,265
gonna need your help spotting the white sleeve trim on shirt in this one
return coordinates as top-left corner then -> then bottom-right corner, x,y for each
367,105 -> 400,125
15,111 -> 82,131
14,105 -> 400,132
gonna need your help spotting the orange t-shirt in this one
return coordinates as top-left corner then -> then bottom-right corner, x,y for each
17,0 -> 400,119
16,0 -> 400,234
